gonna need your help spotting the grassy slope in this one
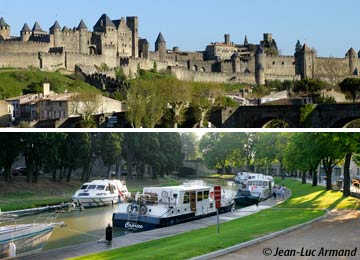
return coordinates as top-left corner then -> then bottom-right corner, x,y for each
73,179 -> 360,260
0,177 -> 182,212
0,69 -> 99,99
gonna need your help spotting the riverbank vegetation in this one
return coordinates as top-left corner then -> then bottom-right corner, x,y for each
73,179 -> 359,260
200,132 -> 360,197
0,177 -> 181,211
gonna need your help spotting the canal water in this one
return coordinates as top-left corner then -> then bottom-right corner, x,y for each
2,178 -> 240,251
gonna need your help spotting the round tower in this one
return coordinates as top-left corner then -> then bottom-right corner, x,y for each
255,46 -> 266,85
50,21 -> 61,47
231,52 -> 241,73
20,23 -> 31,42
255,63 -> 265,86
347,48 -> 358,75
77,19 -> 88,54
255,46 -> 266,70
155,32 -> 166,62
0,17 -> 11,40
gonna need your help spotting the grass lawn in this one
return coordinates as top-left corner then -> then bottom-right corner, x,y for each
73,179 -> 360,260
0,179 -> 81,211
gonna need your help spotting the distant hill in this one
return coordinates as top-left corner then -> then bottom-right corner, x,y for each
0,69 -> 99,99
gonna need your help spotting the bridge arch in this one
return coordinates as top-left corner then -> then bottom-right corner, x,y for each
328,117 -> 360,128
252,116 -> 296,128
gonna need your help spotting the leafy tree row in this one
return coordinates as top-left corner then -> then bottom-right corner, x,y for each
199,132 -> 360,197
0,133 -> 183,184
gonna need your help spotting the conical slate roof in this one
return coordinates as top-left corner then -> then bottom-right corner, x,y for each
302,44 -> 311,52
347,47 -> 357,56
21,23 -> 31,32
155,32 -> 166,44
94,14 -> 115,31
77,19 -> 88,30
0,17 -> 10,27
50,21 -> 61,31
32,21 -> 45,33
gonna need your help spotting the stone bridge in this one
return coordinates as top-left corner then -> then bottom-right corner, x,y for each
210,104 -> 360,128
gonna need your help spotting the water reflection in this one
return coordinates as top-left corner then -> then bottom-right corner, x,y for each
2,178 -> 239,251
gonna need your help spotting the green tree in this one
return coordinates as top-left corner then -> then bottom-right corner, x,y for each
0,134 -> 22,183
339,78 -> 360,103
99,133 -> 122,177
180,133 -> 198,160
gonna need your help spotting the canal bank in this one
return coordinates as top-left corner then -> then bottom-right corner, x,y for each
17,189 -> 291,260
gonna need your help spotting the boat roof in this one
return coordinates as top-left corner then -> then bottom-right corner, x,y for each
81,179 -> 124,186
144,185 -> 211,192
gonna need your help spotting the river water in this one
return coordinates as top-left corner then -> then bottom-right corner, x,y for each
3,178 -> 240,251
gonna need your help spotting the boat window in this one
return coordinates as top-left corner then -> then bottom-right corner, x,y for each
253,181 -> 262,186
88,185 -> 96,189
248,181 -> 252,185
80,185 -> 88,190
197,191 -> 203,202
183,192 -> 190,204
263,182 -> 268,186
96,185 -> 105,190
106,186 -> 110,191
204,191 -> 209,200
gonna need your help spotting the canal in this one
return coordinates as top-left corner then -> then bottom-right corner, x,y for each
3,178 -> 240,251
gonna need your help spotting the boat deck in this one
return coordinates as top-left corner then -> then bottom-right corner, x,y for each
16,195 -> 287,260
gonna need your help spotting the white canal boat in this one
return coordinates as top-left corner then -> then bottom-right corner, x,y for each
0,223 -> 54,259
72,179 -> 131,207
234,173 -> 275,205
113,185 -> 234,231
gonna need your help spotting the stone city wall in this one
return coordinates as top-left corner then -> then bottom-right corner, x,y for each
0,53 -> 39,68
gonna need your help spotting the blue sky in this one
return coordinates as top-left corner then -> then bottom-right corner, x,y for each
1,0 -> 359,57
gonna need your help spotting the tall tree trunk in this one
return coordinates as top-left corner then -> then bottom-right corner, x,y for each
115,154 -> 121,179
302,171 -> 306,184
66,168 -> 72,182
52,170 -> 57,182
59,167 -> 64,182
324,168 -> 333,190
107,165 -> 111,179
81,165 -> 87,182
312,169 -> 318,187
33,163 -> 39,183
85,161 -> 94,182
343,153 -> 352,197
4,164 -> 12,183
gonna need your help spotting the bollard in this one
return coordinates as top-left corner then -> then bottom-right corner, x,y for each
106,224 -> 113,242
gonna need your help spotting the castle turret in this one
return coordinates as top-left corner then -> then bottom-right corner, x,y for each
231,52 -> 241,73
255,46 -> 266,85
224,34 -> 230,45
126,16 -> 139,58
295,43 -> 314,79
155,32 -> 166,62
0,17 -> 10,40
20,23 -> 31,42
32,21 -> 46,35
50,21 -> 61,47
346,48 -> 358,75
77,19 -> 88,54
255,63 -> 265,86
139,38 -> 149,59
94,14 -> 116,33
